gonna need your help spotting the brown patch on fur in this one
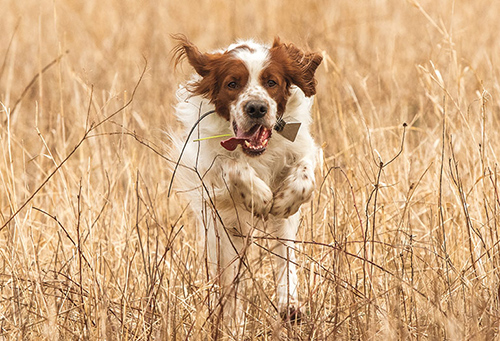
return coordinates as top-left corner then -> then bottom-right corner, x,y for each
172,34 -> 218,77
231,44 -> 256,53
209,59 -> 249,120
269,37 -> 323,97
172,34 -> 250,121
259,60 -> 290,118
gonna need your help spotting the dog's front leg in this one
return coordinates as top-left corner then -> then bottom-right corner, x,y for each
271,158 -> 315,218
199,210 -> 247,331
222,162 -> 273,217
271,213 -> 301,321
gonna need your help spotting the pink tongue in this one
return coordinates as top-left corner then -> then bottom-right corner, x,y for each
221,125 -> 261,151
220,137 -> 243,151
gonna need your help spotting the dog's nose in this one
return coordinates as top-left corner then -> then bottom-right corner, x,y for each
244,100 -> 268,119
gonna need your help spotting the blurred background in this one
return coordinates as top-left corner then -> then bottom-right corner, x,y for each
1,0 -> 500,339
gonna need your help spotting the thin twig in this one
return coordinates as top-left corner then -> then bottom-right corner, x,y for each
167,109 -> 216,197
0,60 -> 147,233
0,18 -> 20,82
8,50 -> 69,120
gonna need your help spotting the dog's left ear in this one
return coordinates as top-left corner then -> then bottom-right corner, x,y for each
272,37 -> 323,97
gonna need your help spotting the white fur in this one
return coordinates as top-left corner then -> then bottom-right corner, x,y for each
232,42 -> 277,133
170,40 -> 318,324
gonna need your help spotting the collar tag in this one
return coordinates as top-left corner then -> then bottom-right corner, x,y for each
274,119 -> 301,142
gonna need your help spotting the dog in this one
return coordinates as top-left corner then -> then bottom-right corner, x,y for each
170,35 -> 322,325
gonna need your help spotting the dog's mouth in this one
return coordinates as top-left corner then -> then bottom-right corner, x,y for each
220,123 -> 272,156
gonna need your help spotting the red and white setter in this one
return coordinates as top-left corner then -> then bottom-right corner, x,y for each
171,35 -> 322,324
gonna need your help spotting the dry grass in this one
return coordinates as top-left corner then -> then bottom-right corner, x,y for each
1,0 -> 500,339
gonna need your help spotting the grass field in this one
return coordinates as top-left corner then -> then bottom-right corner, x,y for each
2,0 -> 500,339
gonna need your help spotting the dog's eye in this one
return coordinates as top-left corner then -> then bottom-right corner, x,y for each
227,81 -> 238,89
267,80 -> 277,88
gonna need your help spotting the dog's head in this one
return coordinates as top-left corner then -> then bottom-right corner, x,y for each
173,35 -> 322,156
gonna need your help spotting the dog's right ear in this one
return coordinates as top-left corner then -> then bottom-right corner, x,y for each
172,34 -> 219,77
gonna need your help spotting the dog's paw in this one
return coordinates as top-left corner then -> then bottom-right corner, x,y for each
271,169 -> 314,218
280,306 -> 304,324
223,166 -> 273,217
236,178 -> 273,217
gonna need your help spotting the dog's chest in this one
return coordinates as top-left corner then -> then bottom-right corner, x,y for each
245,151 -> 291,190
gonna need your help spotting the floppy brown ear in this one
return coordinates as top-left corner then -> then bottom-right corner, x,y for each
272,37 -> 323,97
172,34 -> 218,77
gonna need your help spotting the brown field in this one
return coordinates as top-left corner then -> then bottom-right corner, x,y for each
2,0 -> 500,339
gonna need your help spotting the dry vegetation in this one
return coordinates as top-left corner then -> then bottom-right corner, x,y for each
1,0 -> 500,339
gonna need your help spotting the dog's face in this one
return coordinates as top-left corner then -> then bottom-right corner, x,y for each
174,36 -> 322,156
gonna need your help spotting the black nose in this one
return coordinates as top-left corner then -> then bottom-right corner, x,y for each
244,100 -> 268,119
